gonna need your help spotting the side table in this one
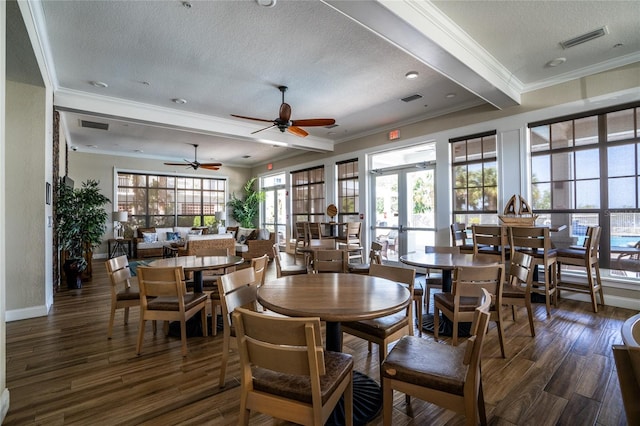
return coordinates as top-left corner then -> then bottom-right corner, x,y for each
108,238 -> 133,259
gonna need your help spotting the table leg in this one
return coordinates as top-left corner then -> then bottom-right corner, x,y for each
325,321 -> 382,425
421,269 -> 471,337
192,271 -> 204,293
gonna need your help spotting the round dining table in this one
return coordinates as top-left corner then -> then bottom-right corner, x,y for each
258,272 -> 411,425
148,255 -> 244,293
400,252 -> 498,336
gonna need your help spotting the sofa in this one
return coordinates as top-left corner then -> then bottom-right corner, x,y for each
226,226 -> 276,261
134,226 -> 213,258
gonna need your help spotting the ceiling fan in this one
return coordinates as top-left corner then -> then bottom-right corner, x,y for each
231,86 -> 335,137
164,144 -> 222,170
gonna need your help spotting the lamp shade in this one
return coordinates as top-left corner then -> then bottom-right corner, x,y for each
114,211 -> 128,222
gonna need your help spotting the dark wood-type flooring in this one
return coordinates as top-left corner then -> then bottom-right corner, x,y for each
4,253 -> 636,425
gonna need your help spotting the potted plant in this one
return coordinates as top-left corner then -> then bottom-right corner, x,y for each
227,177 -> 265,228
57,179 -> 110,289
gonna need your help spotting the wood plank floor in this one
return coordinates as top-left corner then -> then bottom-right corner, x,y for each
4,254 -> 635,425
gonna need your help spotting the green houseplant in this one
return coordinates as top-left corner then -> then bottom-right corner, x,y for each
57,179 -> 110,288
227,177 -> 265,228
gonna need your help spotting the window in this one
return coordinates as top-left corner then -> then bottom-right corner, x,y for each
451,131 -> 498,225
291,166 -> 325,224
529,102 -> 640,276
337,159 -> 359,222
117,172 -> 226,233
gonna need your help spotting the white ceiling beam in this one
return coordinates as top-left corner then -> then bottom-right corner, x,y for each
323,0 -> 521,109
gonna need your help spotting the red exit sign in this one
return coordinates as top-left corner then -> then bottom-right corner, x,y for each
389,129 -> 400,140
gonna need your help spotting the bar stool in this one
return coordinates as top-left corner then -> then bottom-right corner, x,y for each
451,222 -> 474,254
509,226 -> 557,317
556,225 -> 604,312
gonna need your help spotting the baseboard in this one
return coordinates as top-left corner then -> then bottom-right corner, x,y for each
5,304 -> 49,322
0,388 -> 10,423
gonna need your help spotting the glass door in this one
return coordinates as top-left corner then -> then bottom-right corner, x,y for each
371,144 -> 436,264
261,174 -> 287,247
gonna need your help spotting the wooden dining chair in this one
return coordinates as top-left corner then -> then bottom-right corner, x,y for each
183,247 -> 232,337
233,307 -> 354,426
451,222 -> 474,254
348,241 -> 383,274
508,225 -> 557,317
313,249 -> 348,273
217,267 -> 260,388
294,221 -> 309,265
135,266 -> 209,357
434,264 -> 507,358
272,243 -> 307,277
337,221 -> 364,264
556,225 -> 604,312
250,253 -> 269,288
424,246 -> 461,315
382,289 -> 492,426
502,251 -> 536,337
105,255 -> 140,339
341,263 -> 416,369
472,224 -> 509,265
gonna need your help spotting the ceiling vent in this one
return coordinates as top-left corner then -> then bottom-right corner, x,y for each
560,26 -> 608,49
401,94 -> 423,103
325,124 -> 339,129
80,120 -> 109,131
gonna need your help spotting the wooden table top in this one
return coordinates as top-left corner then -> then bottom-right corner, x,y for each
399,252 -> 498,270
147,255 -> 244,271
258,273 -> 411,323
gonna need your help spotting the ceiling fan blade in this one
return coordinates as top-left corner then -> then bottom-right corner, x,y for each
291,118 -> 336,127
251,124 -> 277,134
200,164 -> 221,171
164,162 -> 189,166
279,103 -> 292,122
231,114 -> 275,124
200,162 -> 222,167
288,126 -> 308,137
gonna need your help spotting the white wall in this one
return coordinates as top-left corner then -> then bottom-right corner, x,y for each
5,80 -> 51,321
0,2 -> 8,420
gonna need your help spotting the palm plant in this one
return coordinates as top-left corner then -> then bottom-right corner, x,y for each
227,177 -> 265,228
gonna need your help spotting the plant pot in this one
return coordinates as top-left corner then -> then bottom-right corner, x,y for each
63,259 -> 83,289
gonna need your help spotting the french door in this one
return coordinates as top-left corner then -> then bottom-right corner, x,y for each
261,174 -> 287,247
372,167 -> 436,264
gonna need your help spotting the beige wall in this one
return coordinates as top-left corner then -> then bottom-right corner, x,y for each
0,2 -> 8,420
5,80 -> 48,314
66,151 -> 252,257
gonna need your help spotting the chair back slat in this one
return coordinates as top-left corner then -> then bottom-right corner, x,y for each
219,268 -> 259,325
137,266 -> 184,297
234,307 -> 325,376
251,254 -> 269,287
313,249 -> 347,273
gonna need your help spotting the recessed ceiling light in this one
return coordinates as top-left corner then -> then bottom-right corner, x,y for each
242,155 -> 251,159
613,43 -> 624,48
172,98 -> 187,104
405,71 -> 419,79
90,81 -> 108,88
135,149 -> 144,153
546,57 -> 567,67
445,93 -> 456,99
182,1 -> 192,9
140,81 -> 151,86
256,0 -> 276,7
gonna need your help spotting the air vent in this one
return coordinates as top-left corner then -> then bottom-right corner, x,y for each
401,94 -> 423,103
325,124 -> 339,129
80,120 -> 109,131
560,26 -> 608,49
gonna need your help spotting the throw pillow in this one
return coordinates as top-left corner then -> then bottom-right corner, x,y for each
258,229 -> 270,240
239,235 -> 248,244
142,232 -> 158,243
137,227 -> 155,239
166,231 -> 180,241
237,227 -> 255,243
188,229 -> 202,236
247,230 -> 258,240
217,226 -> 227,234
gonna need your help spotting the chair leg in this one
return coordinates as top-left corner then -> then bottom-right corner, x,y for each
495,316 -> 506,358
345,372 -> 354,426
123,306 -> 130,325
586,265 -> 598,313
525,300 -> 536,337
136,318 -> 146,355
180,320 -> 188,356
201,308 -> 208,337
108,306 -> 116,339
478,374 -> 487,426
596,263 -> 605,306
543,264 -> 552,317
433,306 -> 440,342
382,378 -> 393,426
239,391 -> 250,425
415,297 -> 423,337
219,331 -> 230,387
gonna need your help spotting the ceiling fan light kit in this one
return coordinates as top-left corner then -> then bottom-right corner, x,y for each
231,86 -> 335,137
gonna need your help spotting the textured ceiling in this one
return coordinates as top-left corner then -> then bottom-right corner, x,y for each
9,0 -> 640,168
